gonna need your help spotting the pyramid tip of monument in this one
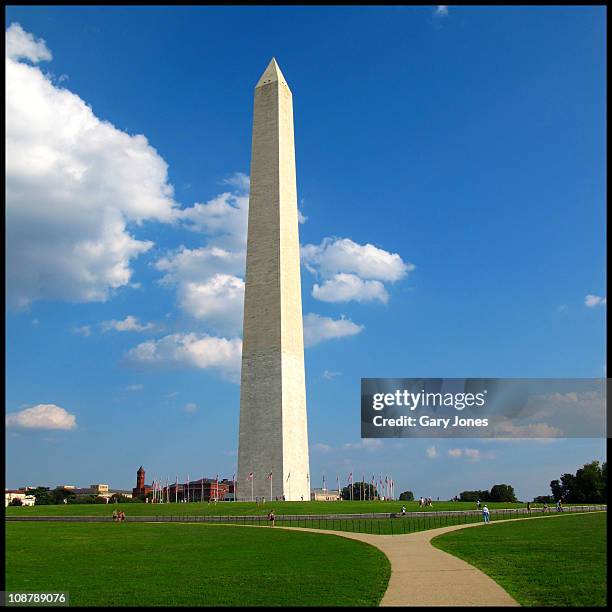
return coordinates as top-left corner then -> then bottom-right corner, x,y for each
256,57 -> 289,88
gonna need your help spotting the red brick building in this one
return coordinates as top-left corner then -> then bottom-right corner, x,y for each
166,478 -> 234,502
132,467 -> 235,502
132,466 -> 152,500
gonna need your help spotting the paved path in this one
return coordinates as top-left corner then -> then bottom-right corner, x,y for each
266,522 -> 520,607
150,511 -> 604,607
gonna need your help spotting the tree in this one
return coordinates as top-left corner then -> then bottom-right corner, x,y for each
26,487 -> 53,505
550,460 -> 606,503
51,487 -> 76,505
399,491 -> 414,501
9,497 -> 23,506
550,479 -> 563,501
489,484 -> 517,503
573,461 -> 605,503
459,490 -> 490,502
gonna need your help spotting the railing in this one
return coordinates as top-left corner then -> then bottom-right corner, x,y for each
6,504 -> 606,534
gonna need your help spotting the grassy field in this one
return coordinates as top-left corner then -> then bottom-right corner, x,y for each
432,512 -> 607,607
5,522 -> 390,606
5,499 -> 529,517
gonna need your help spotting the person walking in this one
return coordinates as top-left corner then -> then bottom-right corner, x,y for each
268,510 -> 275,527
476,499 -> 481,510
401,505 -> 406,516
112,509 -> 118,522
482,505 -> 490,524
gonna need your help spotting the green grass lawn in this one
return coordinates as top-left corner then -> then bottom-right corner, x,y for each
5,522 -> 390,606
5,499 -> 529,517
431,512 -> 607,607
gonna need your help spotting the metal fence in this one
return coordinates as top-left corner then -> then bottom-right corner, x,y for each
6,504 -> 606,535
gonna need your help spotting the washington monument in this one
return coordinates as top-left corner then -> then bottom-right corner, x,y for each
237,59 -> 310,501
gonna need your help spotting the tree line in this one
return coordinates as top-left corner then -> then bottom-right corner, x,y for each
546,460 -> 606,503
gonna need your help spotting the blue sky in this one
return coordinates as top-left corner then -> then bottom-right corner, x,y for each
5,6 -> 606,500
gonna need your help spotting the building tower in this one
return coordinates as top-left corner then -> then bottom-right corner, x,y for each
237,58 -> 310,501
136,466 -> 145,490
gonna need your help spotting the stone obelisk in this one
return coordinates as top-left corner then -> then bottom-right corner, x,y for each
237,58 -> 310,502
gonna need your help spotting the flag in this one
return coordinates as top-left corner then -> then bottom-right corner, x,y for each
266,471 -> 273,480
247,472 -> 253,481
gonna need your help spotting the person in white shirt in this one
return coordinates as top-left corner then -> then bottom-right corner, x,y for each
482,505 -> 490,524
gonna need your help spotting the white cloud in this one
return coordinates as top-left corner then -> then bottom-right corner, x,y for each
174,192 -> 249,250
313,273 -> 389,304
154,243 -> 245,336
298,209 -> 308,224
447,448 -> 494,461
435,6 -> 449,18
221,172 -> 250,193
126,333 -> 242,381
302,237 -> 413,304
323,370 -> 342,380
100,315 -> 154,333
125,384 -> 143,392
343,439 -> 383,451
6,24 -> 176,309
179,275 -> 245,335
156,244 -> 245,281
302,237 -> 413,282
426,445 -> 439,459
6,403 -> 76,430
303,313 -> 364,348
584,294 -> 606,308
313,442 -> 333,453
184,402 -> 198,413
6,23 -> 52,63
72,325 -> 92,337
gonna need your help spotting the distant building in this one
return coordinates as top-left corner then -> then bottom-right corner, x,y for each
310,489 -> 341,501
165,478 -> 234,502
132,466 -> 152,500
56,484 -> 132,501
133,466 -> 235,502
5,490 -> 35,507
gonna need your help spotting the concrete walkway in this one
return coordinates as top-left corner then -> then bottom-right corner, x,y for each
268,522 -> 519,607
150,511 -> 604,607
